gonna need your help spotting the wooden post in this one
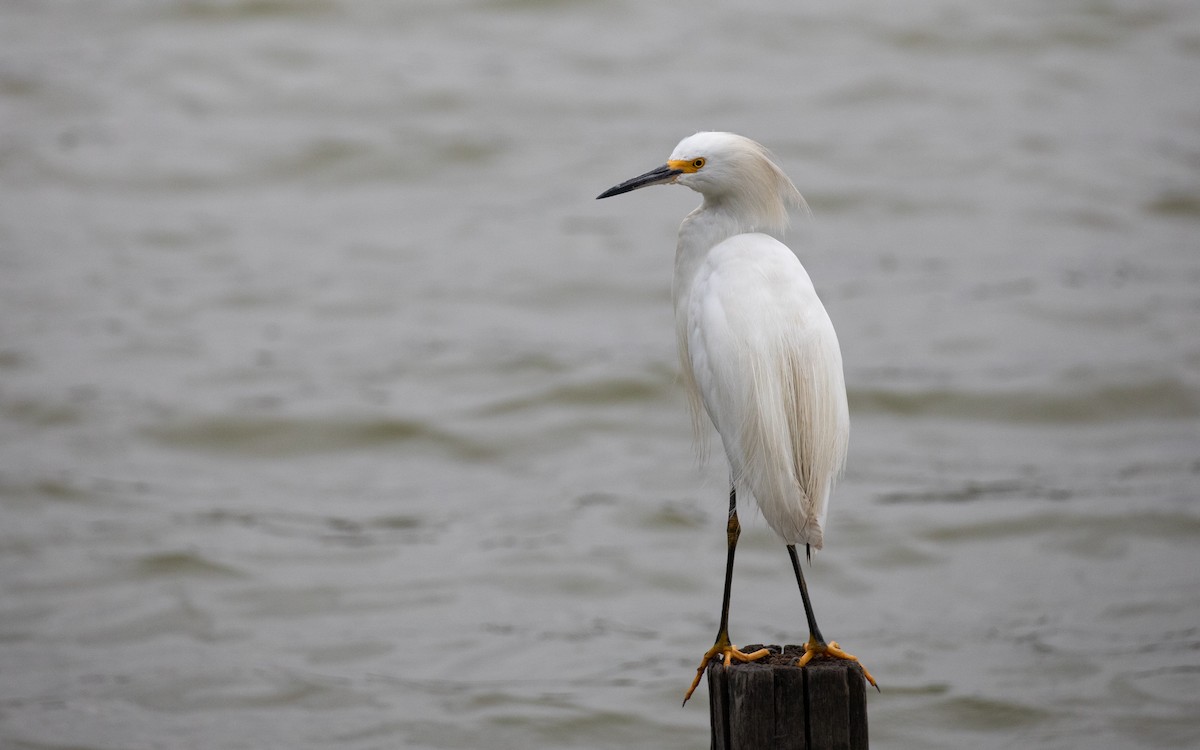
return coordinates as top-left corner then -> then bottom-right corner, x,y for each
707,644 -> 869,750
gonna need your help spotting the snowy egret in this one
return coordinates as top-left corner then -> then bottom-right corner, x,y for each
597,132 -> 876,704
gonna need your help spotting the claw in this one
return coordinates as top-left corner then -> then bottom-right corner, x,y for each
797,639 -> 879,691
682,643 -> 770,705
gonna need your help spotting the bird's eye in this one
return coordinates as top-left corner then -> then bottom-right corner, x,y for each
692,158 -> 706,170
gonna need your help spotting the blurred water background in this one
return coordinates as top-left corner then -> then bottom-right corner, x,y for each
2,1 -> 1199,748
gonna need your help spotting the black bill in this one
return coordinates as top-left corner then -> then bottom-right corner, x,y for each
596,164 -> 682,199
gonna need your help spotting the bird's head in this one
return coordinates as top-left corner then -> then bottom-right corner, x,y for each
597,131 -> 808,233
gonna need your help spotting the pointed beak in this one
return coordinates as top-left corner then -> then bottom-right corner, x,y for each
596,163 -> 682,199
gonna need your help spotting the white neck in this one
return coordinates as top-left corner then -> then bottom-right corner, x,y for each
671,200 -> 770,311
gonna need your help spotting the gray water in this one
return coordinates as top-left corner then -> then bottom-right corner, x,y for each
2,1 -> 1198,748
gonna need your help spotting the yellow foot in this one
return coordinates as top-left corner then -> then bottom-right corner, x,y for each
796,640 -> 879,691
682,642 -> 770,706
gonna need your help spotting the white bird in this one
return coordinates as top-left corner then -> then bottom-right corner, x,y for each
597,132 -> 876,704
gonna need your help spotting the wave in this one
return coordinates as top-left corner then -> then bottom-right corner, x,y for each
848,377 -> 1200,423
141,415 -> 496,460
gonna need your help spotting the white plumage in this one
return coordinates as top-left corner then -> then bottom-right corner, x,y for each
597,131 -> 874,702
667,132 -> 848,549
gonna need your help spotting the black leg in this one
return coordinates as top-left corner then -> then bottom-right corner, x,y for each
682,484 -> 769,705
787,545 -> 878,690
715,486 -> 740,643
787,543 -> 826,646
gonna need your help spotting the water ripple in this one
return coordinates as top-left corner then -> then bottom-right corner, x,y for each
850,378 -> 1200,423
479,375 -> 671,416
141,415 -> 496,460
